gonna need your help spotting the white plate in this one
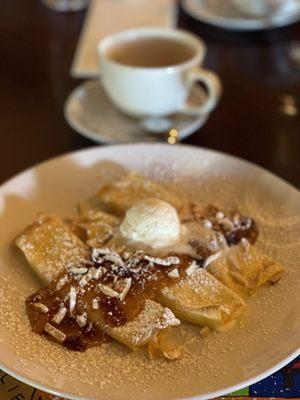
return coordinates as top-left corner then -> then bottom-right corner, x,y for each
64,80 -> 210,143
182,0 -> 300,31
0,144 -> 299,400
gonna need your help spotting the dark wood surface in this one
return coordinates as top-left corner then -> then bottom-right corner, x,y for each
1,1 -> 299,186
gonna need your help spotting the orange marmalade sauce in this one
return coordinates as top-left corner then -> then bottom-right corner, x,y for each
25,206 -> 259,352
26,252 -> 192,351
186,204 -> 259,246
26,288 -> 109,351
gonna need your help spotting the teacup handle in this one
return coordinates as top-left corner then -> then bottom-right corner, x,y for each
182,67 -> 222,116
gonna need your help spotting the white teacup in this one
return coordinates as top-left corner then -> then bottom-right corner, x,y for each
98,28 -> 221,118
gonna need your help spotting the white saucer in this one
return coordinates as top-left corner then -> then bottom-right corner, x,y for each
64,80 -> 210,144
182,0 -> 300,31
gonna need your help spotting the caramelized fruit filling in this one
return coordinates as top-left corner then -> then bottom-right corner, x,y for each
186,204 -> 259,246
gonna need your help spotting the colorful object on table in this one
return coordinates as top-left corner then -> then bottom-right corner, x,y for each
0,356 -> 299,399
249,356 -> 300,398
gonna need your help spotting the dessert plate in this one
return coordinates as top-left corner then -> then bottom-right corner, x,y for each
0,144 -> 299,400
64,81 -> 210,143
182,0 -> 300,31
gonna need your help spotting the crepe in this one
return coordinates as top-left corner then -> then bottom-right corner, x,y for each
15,214 -> 89,284
97,171 -> 184,216
66,209 -> 120,247
89,300 -> 180,350
208,241 -> 284,297
159,269 -> 245,332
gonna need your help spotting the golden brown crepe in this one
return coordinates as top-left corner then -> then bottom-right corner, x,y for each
66,209 -> 120,247
160,268 -> 245,332
208,241 -> 284,297
97,171 -> 184,216
15,214 -> 89,284
89,300 -> 180,350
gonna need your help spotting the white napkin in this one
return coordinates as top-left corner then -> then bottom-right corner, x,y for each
71,0 -> 177,78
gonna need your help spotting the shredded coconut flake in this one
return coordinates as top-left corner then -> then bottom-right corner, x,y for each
216,211 -> 225,220
92,247 -> 111,262
90,267 -> 102,280
44,323 -> 66,343
79,272 -> 92,287
51,306 -> 67,324
92,298 -> 100,310
167,268 -> 180,278
56,275 -> 68,290
98,284 -> 119,298
32,303 -> 49,313
69,287 -> 77,313
76,312 -> 87,328
104,253 -> 124,266
203,219 -> 213,229
119,278 -> 132,301
69,267 -> 88,275
209,232 -> 227,251
204,252 -> 222,268
144,255 -> 180,266
185,261 -> 198,276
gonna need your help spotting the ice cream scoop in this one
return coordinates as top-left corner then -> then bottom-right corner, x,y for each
119,198 -> 181,249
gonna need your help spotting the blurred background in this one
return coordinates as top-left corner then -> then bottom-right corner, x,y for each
1,0 -> 299,187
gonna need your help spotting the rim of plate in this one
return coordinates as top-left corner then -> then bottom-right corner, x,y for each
0,345 -> 299,400
0,143 -> 299,400
181,0 -> 300,31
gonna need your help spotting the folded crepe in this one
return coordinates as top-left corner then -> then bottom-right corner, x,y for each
66,209 -> 120,247
159,268 -> 245,332
97,171 -> 184,216
89,300 -> 180,350
15,214 -> 90,284
207,241 -> 284,297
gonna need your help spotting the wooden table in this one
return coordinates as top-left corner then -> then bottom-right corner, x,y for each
1,0 -> 299,187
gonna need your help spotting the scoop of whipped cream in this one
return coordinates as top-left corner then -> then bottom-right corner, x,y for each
119,198 -> 181,249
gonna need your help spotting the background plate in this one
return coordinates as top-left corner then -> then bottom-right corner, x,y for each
182,0 -> 300,31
